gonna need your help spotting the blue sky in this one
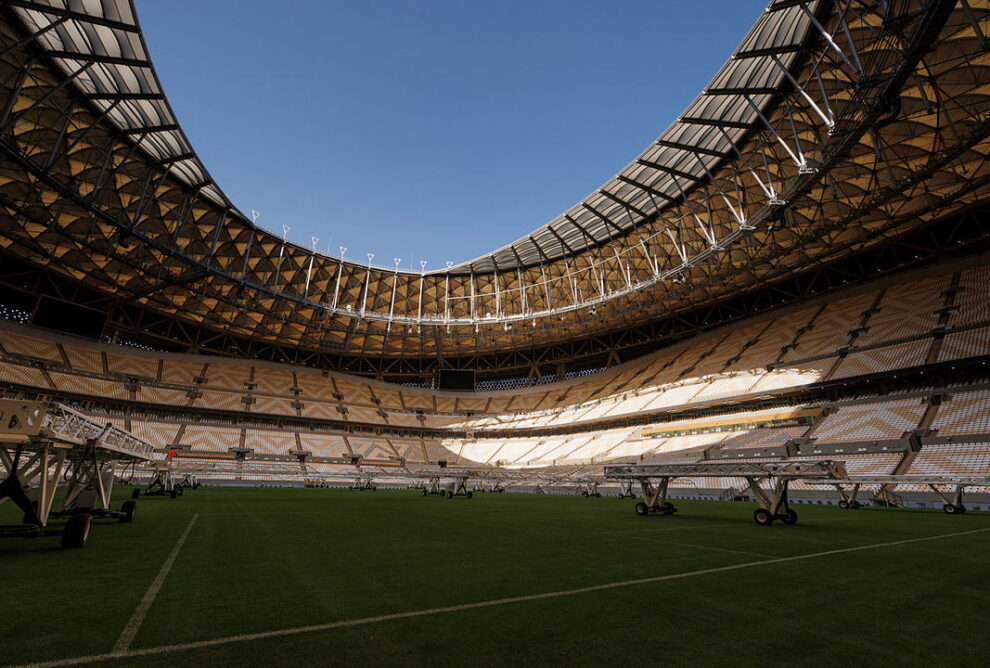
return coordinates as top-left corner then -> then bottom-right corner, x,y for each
136,0 -> 765,269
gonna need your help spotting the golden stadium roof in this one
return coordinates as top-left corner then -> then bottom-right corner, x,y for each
0,0 -> 989,374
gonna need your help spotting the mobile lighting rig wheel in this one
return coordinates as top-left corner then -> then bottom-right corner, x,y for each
745,475 -> 798,526
442,476 -> 473,499
631,479 -> 677,516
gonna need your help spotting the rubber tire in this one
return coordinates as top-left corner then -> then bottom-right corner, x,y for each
61,512 -> 92,549
634,501 -> 649,516
781,508 -> 798,525
660,501 -> 676,515
466,491 -> 473,499
594,493 -> 602,498
582,491 -> 588,497
943,503 -> 957,514
446,491 -> 453,499
22,500 -> 40,526
170,488 -> 178,499
837,500 -> 849,509
618,493 -> 624,500
850,501 -> 861,509
120,500 -> 137,523
176,487 -> 184,496
957,504 -> 967,514
422,489 -> 427,496
131,489 -> 141,500
753,508 -> 774,526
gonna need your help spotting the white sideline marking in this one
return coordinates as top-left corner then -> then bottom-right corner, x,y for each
14,525 -> 990,668
111,514 -> 199,654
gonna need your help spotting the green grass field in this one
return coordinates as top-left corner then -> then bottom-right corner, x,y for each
2,487 -> 989,667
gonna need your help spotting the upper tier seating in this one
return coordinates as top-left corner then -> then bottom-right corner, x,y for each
830,339 -> 932,379
854,275 -> 949,346
720,426 -> 807,450
909,442 -> 990,477
781,293 -> 876,361
0,334 -> 62,363
931,388 -> 990,436
811,398 -> 926,442
937,326 -> 990,363
949,266 -> 990,327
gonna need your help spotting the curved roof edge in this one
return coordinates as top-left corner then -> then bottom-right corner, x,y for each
10,0 -> 817,274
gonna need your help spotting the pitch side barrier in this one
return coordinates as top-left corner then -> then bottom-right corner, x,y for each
0,400 -> 160,548
804,475 -> 990,514
605,460 -> 848,526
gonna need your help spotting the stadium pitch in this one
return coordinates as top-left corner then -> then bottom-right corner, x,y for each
2,488 -> 989,667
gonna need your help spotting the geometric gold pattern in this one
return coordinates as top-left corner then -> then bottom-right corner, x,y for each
1,1 -> 989,375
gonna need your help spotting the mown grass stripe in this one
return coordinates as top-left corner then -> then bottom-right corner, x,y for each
112,514 -> 198,653
15,525 -> 989,668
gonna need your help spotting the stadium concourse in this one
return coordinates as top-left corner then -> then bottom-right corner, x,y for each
1,0 -> 990,666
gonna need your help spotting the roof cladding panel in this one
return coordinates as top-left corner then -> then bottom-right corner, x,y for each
4,0 -> 987,371
13,0 -> 226,206
10,0 -> 814,274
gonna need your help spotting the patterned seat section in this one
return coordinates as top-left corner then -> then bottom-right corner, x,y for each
812,399 -> 926,442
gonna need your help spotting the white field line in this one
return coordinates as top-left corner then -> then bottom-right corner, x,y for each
12,525 -> 990,668
111,514 -> 199,653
